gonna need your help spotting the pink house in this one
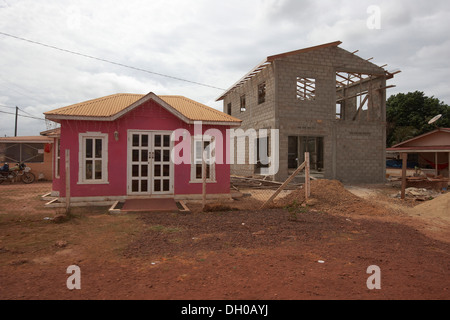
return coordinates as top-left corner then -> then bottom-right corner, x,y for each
44,92 -> 241,205
387,127 -> 450,179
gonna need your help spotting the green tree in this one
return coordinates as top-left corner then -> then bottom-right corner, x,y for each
386,91 -> 450,147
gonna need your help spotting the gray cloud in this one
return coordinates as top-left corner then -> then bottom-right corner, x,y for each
0,0 -> 449,136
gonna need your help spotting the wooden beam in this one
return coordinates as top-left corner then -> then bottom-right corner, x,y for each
352,94 -> 370,121
336,90 -> 369,102
231,175 -> 284,185
260,161 -> 306,209
401,153 -> 407,200
336,72 -> 356,83
305,152 -> 310,200
376,85 -> 396,91
435,152 -> 438,176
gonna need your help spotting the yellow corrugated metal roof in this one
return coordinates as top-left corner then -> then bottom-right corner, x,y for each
158,95 -> 240,123
44,94 -> 144,118
45,93 -> 241,124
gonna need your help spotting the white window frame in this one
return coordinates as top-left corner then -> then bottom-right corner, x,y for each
55,138 -> 61,178
78,132 -> 109,184
190,135 -> 216,183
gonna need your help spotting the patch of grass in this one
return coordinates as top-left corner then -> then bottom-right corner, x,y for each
284,200 -> 308,221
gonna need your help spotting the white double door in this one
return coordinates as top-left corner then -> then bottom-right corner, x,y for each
127,131 -> 173,195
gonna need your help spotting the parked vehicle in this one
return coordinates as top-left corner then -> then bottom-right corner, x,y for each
0,162 -> 35,184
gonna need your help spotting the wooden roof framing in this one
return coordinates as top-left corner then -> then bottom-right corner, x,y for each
216,41 -> 400,103
296,77 -> 316,100
335,71 -> 375,90
216,41 -> 342,101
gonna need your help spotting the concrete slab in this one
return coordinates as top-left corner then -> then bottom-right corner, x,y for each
121,198 -> 180,213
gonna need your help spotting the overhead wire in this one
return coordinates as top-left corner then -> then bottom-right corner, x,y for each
0,31 -> 227,91
0,108 -> 45,121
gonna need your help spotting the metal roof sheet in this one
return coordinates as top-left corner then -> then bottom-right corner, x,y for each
44,94 -> 144,118
0,136 -> 53,143
158,95 -> 240,123
44,93 -> 241,125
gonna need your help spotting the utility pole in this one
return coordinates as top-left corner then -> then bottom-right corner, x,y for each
14,106 -> 18,137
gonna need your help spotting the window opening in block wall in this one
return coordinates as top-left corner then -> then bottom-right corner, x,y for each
240,95 -> 246,112
296,77 -> 316,101
255,136 -> 269,174
336,102 -> 343,119
257,82 -> 266,104
288,136 -> 323,171
227,103 -> 232,115
357,93 -> 368,111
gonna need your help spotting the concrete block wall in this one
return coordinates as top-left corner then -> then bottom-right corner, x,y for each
334,123 -> 386,183
223,64 -> 276,128
224,64 -> 277,177
341,76 -> 386,122
222,45 -> 390,183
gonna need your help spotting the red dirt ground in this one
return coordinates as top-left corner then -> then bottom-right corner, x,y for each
0,180 -> 449,301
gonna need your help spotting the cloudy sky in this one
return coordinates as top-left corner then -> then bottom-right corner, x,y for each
0,0 -> 449,136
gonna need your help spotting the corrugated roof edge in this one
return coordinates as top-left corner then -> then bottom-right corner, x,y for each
159,95 -> 242,122
390,128 -> 450,149
44,92 -> 242,126
43,93 -> 138,116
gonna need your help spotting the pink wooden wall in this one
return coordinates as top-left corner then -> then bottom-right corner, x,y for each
52,99 -> 231,198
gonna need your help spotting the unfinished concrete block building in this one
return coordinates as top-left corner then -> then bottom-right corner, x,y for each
217,41 -> 398,183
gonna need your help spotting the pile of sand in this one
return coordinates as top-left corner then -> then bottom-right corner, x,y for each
275,179 -> 393,216
412,193 -> 450,221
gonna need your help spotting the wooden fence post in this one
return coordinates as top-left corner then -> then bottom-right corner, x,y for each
305,152 -> 310,200
260,161 -> 306,209
401,152 -> 407,200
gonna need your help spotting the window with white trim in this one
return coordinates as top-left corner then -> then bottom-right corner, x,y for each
190,136 -> 215,183
79,133 -> 108,184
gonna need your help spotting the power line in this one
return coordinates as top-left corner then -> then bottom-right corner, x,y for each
18,107 -> 42,119
0,103 -> 45,120
0,104 -> 16,110
0,31 -> 226,91
0,109 -> 45,121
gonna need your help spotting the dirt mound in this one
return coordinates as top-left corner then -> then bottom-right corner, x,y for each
412,192 -> 450,221
275,179 -> 393,216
